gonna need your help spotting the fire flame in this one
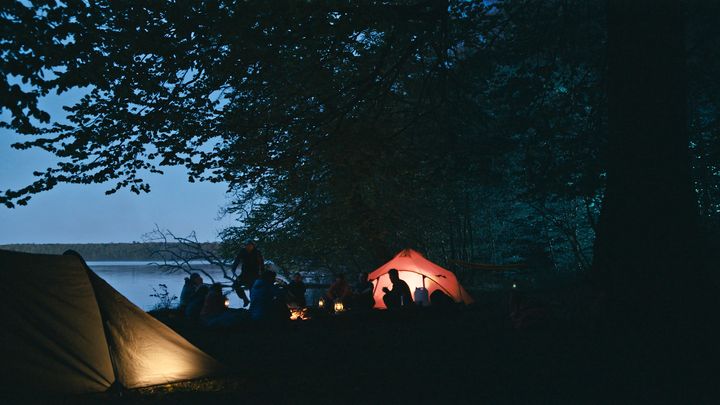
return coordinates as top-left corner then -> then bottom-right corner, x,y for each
289,307 -> 311,321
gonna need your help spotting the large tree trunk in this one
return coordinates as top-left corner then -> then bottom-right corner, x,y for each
593,0 -> 708,325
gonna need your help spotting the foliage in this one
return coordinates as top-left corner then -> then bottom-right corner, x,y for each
149,283 -> 178,310
2,0 -> 719,278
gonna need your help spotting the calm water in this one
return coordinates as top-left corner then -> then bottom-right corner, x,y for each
88,261 -> 327,310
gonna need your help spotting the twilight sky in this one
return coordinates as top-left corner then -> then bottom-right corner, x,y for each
0,88 -> 233,244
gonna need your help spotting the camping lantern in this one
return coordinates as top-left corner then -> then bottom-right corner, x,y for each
224,298 -> 230,308
333,300 -> 344,313
318,297 -> 325,309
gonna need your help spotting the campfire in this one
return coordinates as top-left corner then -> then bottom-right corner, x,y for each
289,307 -> 311,321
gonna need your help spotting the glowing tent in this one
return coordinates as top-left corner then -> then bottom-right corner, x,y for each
368,249 -> 474,309
0,249 -> 222,394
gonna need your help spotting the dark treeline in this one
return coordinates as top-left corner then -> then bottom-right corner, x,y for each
0,243 -> 220,261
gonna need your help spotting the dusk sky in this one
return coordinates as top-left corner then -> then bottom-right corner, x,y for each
0,88 -> 233,244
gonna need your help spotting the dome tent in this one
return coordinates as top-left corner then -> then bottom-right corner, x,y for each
0,249 -> 222,394
368,249 -> 474,309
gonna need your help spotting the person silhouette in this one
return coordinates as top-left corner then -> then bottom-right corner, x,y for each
382,269 -> 412,309
352,271 -> 375,310
231,241 -> 264,307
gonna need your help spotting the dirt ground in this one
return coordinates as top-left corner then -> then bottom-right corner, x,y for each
5,291 -> 719,405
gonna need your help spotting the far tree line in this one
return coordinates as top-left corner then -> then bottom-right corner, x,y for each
0,242 -> 220,262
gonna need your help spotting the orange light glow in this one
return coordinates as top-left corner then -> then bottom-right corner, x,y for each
289,307 -> 310,320
369,249 -> 474,309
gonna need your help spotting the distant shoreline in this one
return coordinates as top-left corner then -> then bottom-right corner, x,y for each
0,242 -> 220,261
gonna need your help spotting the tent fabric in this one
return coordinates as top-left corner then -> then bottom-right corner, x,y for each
87,271 -> 220,388
368,249 -> 474,309
0,249 -> 222,394
0,250 -> 115,393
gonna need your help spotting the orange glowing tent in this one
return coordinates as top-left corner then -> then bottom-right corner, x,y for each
368,249 -> 474,309
0,249 -> 222,394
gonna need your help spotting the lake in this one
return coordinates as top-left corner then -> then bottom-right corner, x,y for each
88,261 -> 328,310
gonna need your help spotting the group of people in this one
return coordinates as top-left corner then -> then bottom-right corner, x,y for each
324,272 -> 375,310
177,242 -> 453,326
324,268 -> 417,310
178,274 -> 243,326
178,242 -> 290,325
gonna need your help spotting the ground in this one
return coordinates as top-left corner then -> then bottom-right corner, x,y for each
5,291 -> 718,404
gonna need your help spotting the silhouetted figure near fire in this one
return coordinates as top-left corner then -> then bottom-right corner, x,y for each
249,270 -> 286,321
326,274 -> 352,304
382,269 -> 412,309
231,241 -> 264,307
286,272 -> 307,307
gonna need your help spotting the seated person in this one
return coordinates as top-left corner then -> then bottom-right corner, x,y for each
326,274 -> 352,304
430,289 -> 455,309
286,272 -> 307,307
200,283 -> 247,327
200,283 -> 226,318
249,271 -> 287,321
382,269 -> 413,309
179,273 -> 200,310
350,272 -> 375,310
180,273 -> 209,319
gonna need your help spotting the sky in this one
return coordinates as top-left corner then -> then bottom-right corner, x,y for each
0,89 -> 234,244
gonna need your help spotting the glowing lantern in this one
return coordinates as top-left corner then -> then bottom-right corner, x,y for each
318,298 -> 325,309
333,300 -> 344,313
224,298 -> 230,308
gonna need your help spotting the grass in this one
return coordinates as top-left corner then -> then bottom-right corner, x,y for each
6,290 -> 719,404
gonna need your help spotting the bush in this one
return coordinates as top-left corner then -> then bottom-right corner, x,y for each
150,283 -> 178,310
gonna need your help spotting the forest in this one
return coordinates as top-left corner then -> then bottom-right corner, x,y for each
4,0 -> 720,402
2,0 -> 719,330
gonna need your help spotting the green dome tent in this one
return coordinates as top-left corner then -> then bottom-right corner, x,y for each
0,249 -> 222,394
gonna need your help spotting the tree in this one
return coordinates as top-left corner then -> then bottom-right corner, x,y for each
592,0 -> 713,325
0,1 -> 608,273
4,0 -> 719,281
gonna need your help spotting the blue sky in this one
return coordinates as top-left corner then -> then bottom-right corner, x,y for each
0,88 -> 233,244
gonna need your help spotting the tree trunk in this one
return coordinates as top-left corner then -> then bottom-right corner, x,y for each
592,0 -> 709,325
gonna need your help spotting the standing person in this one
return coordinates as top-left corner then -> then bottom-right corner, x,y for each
231,241 -> 265,307
287,272 -> 307,307
382,269 -> 413,309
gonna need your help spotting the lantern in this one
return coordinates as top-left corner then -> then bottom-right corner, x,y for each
318,298 -> 325,309
333,300 -> 344,313
224,298 -> 231,308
